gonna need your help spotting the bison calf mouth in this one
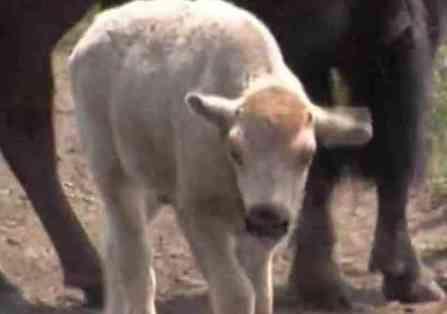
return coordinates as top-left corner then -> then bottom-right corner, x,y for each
245,204 -> 290,239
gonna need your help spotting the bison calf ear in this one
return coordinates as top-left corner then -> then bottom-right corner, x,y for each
185,92 -> 240,130
314,106 -> 373,147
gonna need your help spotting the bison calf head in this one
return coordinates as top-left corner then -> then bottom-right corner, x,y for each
186,85 -> 372,241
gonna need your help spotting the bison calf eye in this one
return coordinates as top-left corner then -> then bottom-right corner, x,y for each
229,148 -> 244,167
300,153 -> 313,165
297,149 -> 315,166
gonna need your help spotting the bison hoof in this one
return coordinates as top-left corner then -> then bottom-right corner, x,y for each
299,283 -> 352,310
383,271 -> 446,303
82,284 -> 103,308
287,276 -> 353,310
302,291 -> 352,310
65,271 -> 103,307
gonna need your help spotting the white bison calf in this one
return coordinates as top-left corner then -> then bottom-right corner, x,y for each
69,1 -> 372,314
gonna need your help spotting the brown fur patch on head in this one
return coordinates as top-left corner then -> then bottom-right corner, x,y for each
240,86 -> 312,137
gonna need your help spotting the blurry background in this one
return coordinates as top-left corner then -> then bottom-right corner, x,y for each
0,6 -> 446,314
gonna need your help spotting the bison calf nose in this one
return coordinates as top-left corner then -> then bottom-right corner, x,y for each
245,204 -> 290,239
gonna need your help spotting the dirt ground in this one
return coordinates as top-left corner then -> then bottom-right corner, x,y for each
1,15 -> 447,314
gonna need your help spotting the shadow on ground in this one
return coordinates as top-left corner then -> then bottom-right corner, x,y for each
0,284 -> 393,314
0,291 -> 96,314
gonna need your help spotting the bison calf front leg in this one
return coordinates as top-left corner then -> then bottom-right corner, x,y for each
238,236 -> 275,314
177,205 -> 255,314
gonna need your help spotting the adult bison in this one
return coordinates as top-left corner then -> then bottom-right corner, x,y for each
234,0 -> 447,308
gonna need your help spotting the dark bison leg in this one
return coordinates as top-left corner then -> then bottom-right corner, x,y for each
287,69 -> 352,309
0,56 -> 102,306
99,0 -> 128,9
288,157 -> 351,309
0,1 -> 102,306
344,26 -> 444,302
0,272 -> 18,293
372,180 -> 445,302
